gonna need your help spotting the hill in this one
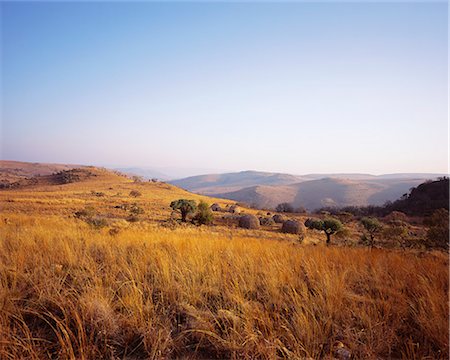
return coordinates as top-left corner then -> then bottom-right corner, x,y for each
170,170 -> 303,194
0,161 -> 447,359
206,176 -> 429,210
388,177 -> 449,216
0,160 -> 84,185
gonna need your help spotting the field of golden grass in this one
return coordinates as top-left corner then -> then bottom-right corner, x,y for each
0,171 -> 448,359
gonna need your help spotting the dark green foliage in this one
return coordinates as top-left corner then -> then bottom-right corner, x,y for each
275,203 -> 294,213
424,208 -> 449,249
305,217 -> 343,245
193,201 -> 214,225
170,199 -> 197,222
361,217 -> 383,247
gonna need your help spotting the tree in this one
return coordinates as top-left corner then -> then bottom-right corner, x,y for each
170,199 -> 197,222
360,217 -> 383,247
276,202 -> 294,213
305,217 -> 343,245
193,201 -> 213,225
424,208 -> 449,249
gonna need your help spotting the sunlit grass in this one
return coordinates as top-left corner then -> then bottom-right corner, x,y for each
0,214 -> 447,359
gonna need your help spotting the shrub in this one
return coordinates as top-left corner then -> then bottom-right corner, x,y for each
91,191 -> 106,197
74,206 -> 96,219
211,203 -> 222,212
259,217 -> 275,226
129,190 -> 142,198
424,208 -> 449,249
129,203 -> 144,216
360,217 -> 383,248
239,214 -> 260,229
170,199 -> 197,222
276,203 -> 294,213
272,214 -> 285,224
193,201 -> 214,225
86,217 -> 109,229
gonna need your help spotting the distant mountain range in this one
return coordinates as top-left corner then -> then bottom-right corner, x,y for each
170,170 -> 446,210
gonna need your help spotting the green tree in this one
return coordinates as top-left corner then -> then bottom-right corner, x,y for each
305,217 -> 343,245
193,200 -> 214,225
170,199 -> 197,222
361,217 -> 383,247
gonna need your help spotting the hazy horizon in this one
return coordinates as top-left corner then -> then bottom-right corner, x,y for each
1,2 -> 448,174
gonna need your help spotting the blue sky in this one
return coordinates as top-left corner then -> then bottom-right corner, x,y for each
1,2 -> 448,175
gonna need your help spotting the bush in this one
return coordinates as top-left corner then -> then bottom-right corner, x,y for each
193,201 -> 214,225
211,203 -> 222,212
129,190 -> 142,198
239,214 -> 260,229
276,203 -> 294,213
259,217 -> 275,226
360,217 -> 383,247
74,206 -> 96,219
272,214 -> 285,224
424,208 -> 449,249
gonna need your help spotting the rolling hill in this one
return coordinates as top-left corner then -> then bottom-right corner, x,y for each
172,170 -> 443,210
170,170 -> 303,194
0,160 -> 84,185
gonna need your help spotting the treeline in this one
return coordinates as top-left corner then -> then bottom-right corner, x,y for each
316,177 -> 449,217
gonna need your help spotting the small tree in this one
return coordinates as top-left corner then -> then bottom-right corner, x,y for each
276,202 -> 294,213
193,200 -> 214,225
170,199 -> 197,222
305,217 -> 343,245
360,217 -> 383,247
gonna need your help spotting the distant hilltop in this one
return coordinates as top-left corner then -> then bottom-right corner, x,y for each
170,170 -> 447,211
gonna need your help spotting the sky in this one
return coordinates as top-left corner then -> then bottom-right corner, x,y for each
1,1 -> 448,176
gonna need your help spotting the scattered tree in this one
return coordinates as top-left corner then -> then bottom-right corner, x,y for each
360,217 -> 383,247
170,199 -> 197,222
305,217 -> 343,245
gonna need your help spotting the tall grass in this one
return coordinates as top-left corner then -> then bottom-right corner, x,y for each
0,215 -> 447,359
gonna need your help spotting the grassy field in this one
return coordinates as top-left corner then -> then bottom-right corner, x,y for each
0,170 -> 448,359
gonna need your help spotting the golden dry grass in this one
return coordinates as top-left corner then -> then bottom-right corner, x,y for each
0,214 -> 448,359
0,172 -> 448,359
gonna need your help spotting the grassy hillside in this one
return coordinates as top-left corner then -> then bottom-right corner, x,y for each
0,164 -> 448,359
